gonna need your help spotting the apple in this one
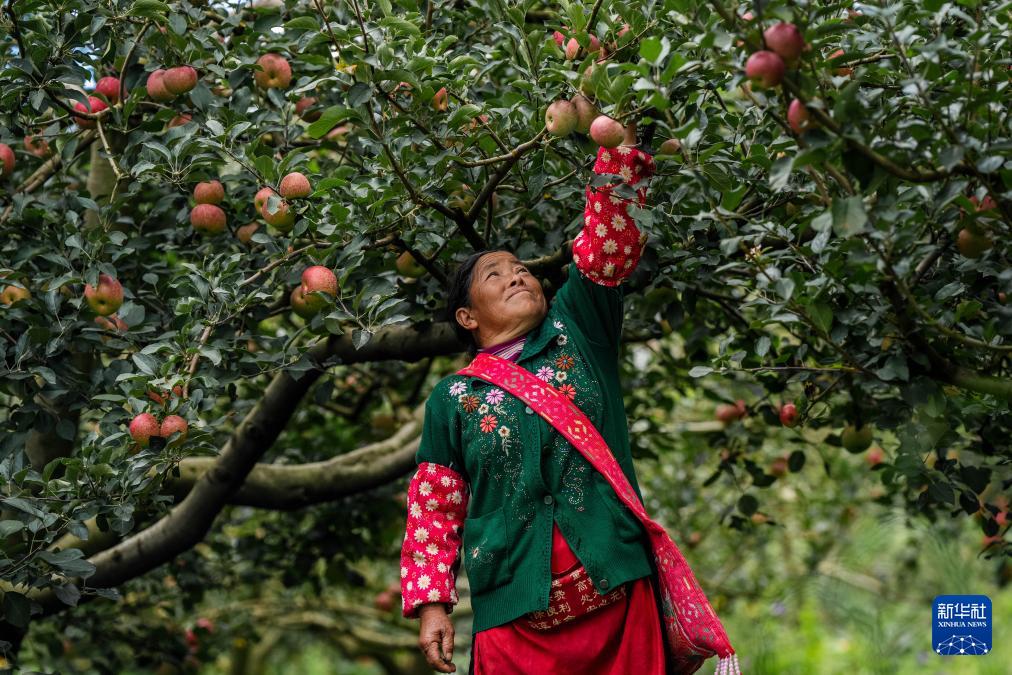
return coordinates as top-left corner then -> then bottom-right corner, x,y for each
658,138 -> 681,156
290,286 -> 316,319
146,69 -> 175,102
279,172 -> 312,198
374,590 -> 395,611
84,274 -> 124,316
295,96 -> 321,122
129,413 -> 161,447
565,37 -> 580,60
254,53 -> 292,89
163,66 -> 198,95
763,23 -> 805,66
1,285 -> 30,306
95,76 -> 121,103
254,186 -> 275,213
190,204 -> 226,234
94,314 -> 128,331
167,113 -> 193,128
545,99 -> 578,137
325,124 -> 351,143
827,49 -> 852,76
779,402 -> 798,427
588,35 -> 602,55
579,62 -> 596,96
770,456 -> 789,477
841,423 -> 873,453
589,115 -> 624,148
160,415 -> 188,445
301,266 -> 338,313
715,399 -> 747,424
745,50 -> 785,89
998,292 -> 1007,305
0,143 -> 14,177
23,135 -> 51,158
236,222 -> 260,244
431,86 -> 448,111
956,228 -> 992,258
969,194 -> 997,213
147,385 -> 184,405
194,617 -> 215,633
396,251 -> 426,278
552,30 -> 565,48
787,99 -> 815,135
865,446 -> 885,467
73,96 -> 107,129
687,531 -> 702,547
193,180 -> 224,205
570,94 -> 597,134
261,198 -> 295,231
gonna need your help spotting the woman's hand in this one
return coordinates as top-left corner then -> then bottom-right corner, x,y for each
418,603 -> 457,672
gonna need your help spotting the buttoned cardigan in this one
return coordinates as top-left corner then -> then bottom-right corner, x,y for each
401,146 -> 656,635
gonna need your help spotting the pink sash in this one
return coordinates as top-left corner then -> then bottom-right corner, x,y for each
458,353 -> 741,675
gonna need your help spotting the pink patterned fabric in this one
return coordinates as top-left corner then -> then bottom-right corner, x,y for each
400,462 -> 469,619
572,145 -> 655,286
458,354 -> 740,674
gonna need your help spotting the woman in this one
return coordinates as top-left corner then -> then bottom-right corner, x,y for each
401,126 -> 665,674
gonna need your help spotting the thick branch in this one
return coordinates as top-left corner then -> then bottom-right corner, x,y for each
162,406 -> 424,509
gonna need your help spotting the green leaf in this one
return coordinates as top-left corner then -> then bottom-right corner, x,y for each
639,37 -> 662,63
132,353 -> 159,376
808,303 -> 833,334
0,520 -> 24,538
128,0 -> 169,21
769,156 -> 793,191
2,591 -> 30,628
307,106 -> 353,139
737,494 -> 759,516
688,366 -> 713,377
831,196 -> 867,237
380,16 -> 421,37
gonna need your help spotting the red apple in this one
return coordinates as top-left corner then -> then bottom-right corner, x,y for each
779,402 -> 798,427
301,265 -> 338,313
570,94 -> 598,134
193,180 -> 224,205
261,198 -> 295,231
129,413 -> 161,447
84,274 -> 124,316
0,143 -> 14,177
254,53 -> 292,89
190,204 -> 226,234
94,314 -> 128,331
969,194 -> 997,213
770,456 -> 789,477
787,99 -> 815,135
295,96 -> 321,122
745,50 -> 785,89
565,37 -> 580,60
279,172 -> 312,199
236,222 -> 260,244
866,446 -> 884,467
146,69 -> 175,102
160,415 -> 188,445
254,186 -> 275,213
73,96 -> 108,129
95,76 -> 121,103
23,135 -> 51,158
827,49 -> 853,76
163,66 -> 198,95
716,399 -> 747,424
552,30 -> 565,47
167,113 -> 193,128
998,292 -> 1007,305
545,99 -> 578,137
431,86 -> 448,111
763,23 -> 805,66
589,115 -> 624,148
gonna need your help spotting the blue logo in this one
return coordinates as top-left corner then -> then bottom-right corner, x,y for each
933,595 -> 991,656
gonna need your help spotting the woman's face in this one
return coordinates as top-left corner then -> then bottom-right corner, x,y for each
456,251 -> 547,347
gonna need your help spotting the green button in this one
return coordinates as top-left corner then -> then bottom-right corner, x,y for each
525,406 -> 533,414
543,495 -> 553,505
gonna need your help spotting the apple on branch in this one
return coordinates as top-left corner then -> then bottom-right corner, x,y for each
545,99 -> 578,137
0,143 -> 14,177
84,274 -> 124,316
254,53 -> 292,89
279,172 -> 312,199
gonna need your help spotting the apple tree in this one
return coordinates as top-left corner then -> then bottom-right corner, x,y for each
1,0 -> 1009,671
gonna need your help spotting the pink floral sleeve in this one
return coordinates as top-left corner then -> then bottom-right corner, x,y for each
400,461 -> 470,619
572,145 -> 655,286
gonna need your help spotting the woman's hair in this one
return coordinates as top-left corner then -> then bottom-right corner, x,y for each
445,249 -> 506,355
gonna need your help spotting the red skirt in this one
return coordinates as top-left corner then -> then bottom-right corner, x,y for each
471,522 -> 666,675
